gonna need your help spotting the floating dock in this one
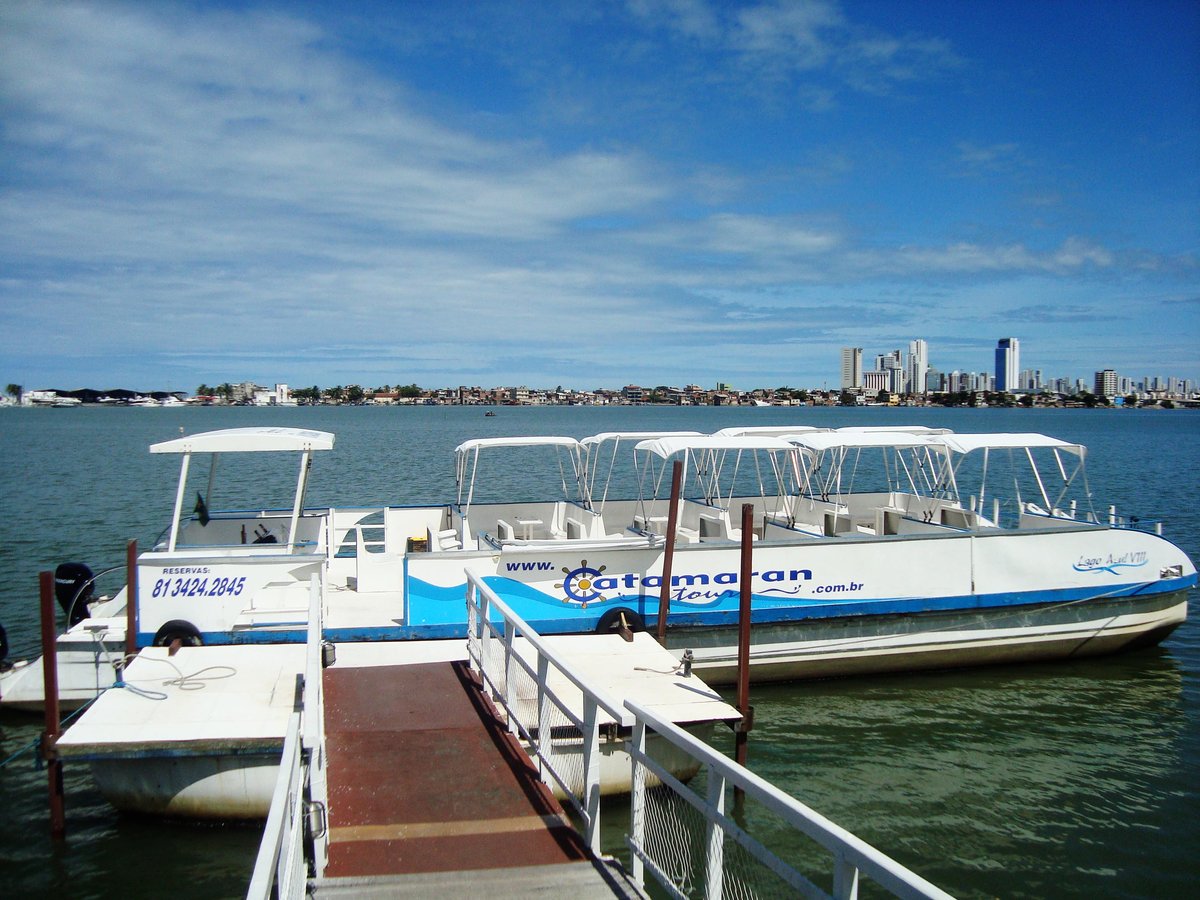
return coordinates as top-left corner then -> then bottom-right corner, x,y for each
55,643 -> 305,818
54,626 -> 737,898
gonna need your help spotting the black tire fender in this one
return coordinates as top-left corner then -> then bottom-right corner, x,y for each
596,607 -> 645,635
152,619 -> 203,648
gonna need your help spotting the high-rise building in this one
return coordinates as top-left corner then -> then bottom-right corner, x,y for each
841,347 -> 863,390
1094,369 -> 1118,397
994,337 -> 1020,392
875,350 -> 906,393
907,339 -> 928,396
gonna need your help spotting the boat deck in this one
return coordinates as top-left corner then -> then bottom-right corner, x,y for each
315,659 -> 644,897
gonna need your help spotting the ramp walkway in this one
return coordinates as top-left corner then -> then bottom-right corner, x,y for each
313,659 -> 643,897
252,572 -> 950,900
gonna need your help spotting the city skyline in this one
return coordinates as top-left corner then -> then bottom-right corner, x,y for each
840,335 -> 1194,398
10,343 -> 1195,401
2,2 -> 1198,390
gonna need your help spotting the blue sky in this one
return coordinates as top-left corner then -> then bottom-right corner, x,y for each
2,0 -> 1197,393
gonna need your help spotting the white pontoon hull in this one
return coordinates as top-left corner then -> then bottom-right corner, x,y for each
90,752 -> 280,819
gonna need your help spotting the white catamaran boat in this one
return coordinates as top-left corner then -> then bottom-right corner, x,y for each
1,424 -> 1194,708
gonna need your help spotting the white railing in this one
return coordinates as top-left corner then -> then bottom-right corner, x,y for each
246,712 -> 306,900
465,568 -> 631,854
247,574 -> 326,900
626,700 -> 954,900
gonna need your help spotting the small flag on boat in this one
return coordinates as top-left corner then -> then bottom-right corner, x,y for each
194,492 -> 210,526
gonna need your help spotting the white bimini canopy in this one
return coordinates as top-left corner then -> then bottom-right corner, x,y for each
578,431 -> 702,449
150,427 -> 335,454
633,435 -> 798,458
835,425 -> 951,435
713,425 -> 827,438
787,431 -> 948,452
938,433 -> 1085,458
454,436 -> 583,455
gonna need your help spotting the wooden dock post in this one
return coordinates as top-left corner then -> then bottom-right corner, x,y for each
40,570 -> 66,838
734,503 -> 754,803
124,539 -> 138,660
656,459 -> 683,645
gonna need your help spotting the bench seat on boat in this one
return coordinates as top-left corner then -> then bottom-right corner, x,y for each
428,527 -> 462,551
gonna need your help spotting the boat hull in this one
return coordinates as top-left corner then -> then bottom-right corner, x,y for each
671,589 -> 1189,684
0,637 -> 125,712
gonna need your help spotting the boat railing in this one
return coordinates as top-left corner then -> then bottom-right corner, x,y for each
465,568 -> 632,855
625,699 -> 954,900
247,574 -> 326,900
1109,511 -> 1165,534
1016,502 -> 1164,535
328,506 -> 386,558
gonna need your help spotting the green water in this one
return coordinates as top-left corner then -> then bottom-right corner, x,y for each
1,405 -> 1197,898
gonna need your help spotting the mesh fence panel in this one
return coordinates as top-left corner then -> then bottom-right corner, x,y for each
642,783 -> 704,895
633,747 -> 844,900
469,606 -> 591,815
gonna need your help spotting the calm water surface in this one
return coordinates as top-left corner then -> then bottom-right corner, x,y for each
1,405 -> 1196,898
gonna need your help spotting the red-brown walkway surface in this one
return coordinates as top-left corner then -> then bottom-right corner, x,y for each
322,660 -> 592,879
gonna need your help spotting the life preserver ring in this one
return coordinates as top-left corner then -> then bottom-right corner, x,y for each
152,620 -> 203,648
596,607 -> 645,636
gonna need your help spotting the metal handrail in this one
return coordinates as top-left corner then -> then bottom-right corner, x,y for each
247,574 -> 325,900
246,712 -> 305,900
625,699 -> 953,900
465,568 -> 630,854
465,568 -> 630,726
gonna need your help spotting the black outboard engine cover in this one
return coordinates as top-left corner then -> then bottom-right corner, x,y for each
55,562 -> 95,627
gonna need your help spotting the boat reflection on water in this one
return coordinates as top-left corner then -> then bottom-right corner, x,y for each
732,647 -> 1190,899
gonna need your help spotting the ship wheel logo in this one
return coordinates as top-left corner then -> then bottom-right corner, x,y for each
556,559 -> 607,607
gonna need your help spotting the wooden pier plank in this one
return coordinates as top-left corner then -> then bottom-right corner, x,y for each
322,660 -> 591,879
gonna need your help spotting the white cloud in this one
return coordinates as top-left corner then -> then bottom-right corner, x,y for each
731,0 -> 843,66
626,0 -> 721,40
0,2 -> 1193,389
956,141 -> 1024,171
844,238 -> 1116,277
627,0 -> 960,93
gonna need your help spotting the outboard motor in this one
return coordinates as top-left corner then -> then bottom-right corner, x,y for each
54,562 -> 95,627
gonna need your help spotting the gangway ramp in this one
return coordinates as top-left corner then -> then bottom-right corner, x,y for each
315,655 -> 644,897
253,574 -> 951,899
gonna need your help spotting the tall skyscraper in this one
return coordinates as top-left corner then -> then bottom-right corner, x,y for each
994,337 -> 1020,392
907,339 -> 928,396
840,347 -> 863,390
1094,369 -> 1118,397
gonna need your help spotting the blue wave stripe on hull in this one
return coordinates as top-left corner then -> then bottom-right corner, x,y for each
139,572 -> 1190,647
